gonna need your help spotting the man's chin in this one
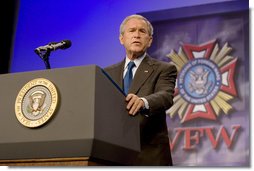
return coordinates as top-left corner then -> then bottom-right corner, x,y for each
130,49 -> 145,54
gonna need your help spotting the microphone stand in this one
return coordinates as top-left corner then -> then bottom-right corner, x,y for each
36,49 -> 51,69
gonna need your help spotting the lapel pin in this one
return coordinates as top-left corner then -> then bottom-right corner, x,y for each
144,70 -> 149,73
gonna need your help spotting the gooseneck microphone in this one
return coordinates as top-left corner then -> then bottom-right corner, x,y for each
34,40 -> 72,69
34,40 -> 72,54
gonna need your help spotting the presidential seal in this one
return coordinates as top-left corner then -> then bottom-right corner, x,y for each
15,78 -> 58,128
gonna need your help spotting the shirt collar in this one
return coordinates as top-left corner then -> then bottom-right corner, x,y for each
124,53 -> 146,70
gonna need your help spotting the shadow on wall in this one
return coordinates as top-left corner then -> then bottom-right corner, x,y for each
0,0 -> 19,74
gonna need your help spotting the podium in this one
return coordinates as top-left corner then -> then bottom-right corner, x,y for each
0,65 -> 140,166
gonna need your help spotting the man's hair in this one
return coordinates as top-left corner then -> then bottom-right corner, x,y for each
119,14 -> 154,36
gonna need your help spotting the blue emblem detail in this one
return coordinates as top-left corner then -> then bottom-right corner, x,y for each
178,59 -> 221,104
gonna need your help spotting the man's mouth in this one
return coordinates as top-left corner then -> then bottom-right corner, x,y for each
132,41 -> 141,45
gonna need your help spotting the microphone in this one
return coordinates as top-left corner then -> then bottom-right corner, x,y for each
35,40 -> 72,54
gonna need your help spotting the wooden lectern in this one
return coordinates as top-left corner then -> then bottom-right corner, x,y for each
0,65 -> 140,166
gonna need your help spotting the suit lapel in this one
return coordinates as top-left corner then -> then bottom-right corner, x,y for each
129,56 -> 154,94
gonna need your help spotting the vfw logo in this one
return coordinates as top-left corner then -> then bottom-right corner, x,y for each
167,40 -> 240,151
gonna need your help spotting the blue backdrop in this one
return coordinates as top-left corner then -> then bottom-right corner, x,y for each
10,0 -> 236,72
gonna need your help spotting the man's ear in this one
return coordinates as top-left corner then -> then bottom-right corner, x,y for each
148,36 -> 153,47
119,34 -> 124,45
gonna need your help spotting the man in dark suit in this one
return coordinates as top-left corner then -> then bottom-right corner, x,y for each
104,14 -> 177,166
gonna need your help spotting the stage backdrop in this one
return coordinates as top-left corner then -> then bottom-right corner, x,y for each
10,0 -> 236,73
142,0 -> 249,166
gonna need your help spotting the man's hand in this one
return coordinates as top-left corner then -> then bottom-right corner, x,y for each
126,93 -> 145,116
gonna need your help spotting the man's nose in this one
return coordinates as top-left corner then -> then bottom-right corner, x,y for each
133,30 -> 141,38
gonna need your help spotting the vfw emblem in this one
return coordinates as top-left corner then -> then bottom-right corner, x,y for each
167,40 -> 237,123
167,40 -> 241,153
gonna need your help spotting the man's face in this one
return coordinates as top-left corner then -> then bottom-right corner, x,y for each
120,18 -> 153,57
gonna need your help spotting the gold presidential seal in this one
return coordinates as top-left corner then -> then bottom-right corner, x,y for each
15,78 -> 58,128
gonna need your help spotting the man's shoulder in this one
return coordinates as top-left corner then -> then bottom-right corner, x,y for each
146,56 -> 176,69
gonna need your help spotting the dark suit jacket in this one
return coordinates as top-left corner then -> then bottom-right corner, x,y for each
104,55 -> 177,166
